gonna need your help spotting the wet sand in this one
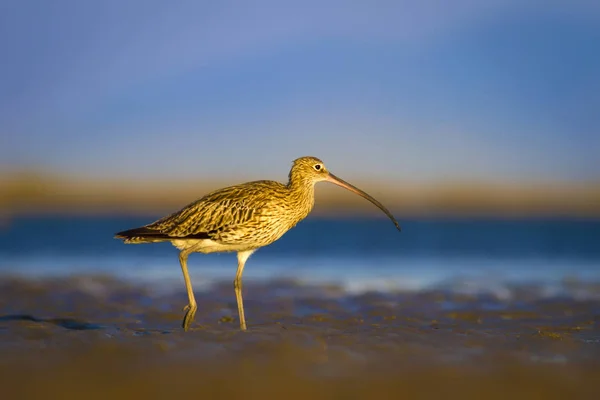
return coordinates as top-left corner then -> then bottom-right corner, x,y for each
1,275 -> 599,399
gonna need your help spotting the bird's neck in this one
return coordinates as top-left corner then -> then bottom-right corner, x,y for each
286,175 -> 316,216
287,172 -> 314,192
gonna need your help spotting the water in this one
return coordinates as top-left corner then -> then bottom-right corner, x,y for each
1,215 -> 599,298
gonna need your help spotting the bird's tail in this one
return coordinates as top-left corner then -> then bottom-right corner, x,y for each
114,227 -> 170,244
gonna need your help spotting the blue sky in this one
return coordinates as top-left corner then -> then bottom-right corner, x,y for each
1,0 -> 599,183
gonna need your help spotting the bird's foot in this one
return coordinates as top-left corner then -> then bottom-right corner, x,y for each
182,303 -> 197,332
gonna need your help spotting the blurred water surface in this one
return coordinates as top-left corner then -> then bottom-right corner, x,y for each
1,216 -> 599,297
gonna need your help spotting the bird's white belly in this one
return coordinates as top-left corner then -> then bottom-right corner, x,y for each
170,239 -> 249,254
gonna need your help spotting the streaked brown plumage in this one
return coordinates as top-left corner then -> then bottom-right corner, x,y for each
115,156 -> 401,331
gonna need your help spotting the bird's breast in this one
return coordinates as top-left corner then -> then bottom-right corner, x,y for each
222,208 -> 310,247
211,185 -> 315,247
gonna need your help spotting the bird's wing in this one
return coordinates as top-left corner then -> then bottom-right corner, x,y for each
144,181 -> 278,242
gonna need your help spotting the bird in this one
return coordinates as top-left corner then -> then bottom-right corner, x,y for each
114,156 -> 401,331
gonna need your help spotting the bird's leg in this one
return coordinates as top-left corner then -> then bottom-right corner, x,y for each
179,250 -> 197,331
234,250 -> 255,331
233,259 -> 247,331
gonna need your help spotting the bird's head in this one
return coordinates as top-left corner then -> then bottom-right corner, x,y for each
288,156 -> 401,232
289,156 -> 330,183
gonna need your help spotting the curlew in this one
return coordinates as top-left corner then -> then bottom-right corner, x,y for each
114,156 -> 401,331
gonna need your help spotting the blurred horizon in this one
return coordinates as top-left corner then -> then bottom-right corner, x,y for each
1,1 -> 599,189
1,168 -> 599,218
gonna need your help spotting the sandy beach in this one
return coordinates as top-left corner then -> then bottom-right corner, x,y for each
1,275 -> 599,399
2,171 -> 600,219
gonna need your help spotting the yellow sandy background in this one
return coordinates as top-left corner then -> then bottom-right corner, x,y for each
2,170 -> 599,218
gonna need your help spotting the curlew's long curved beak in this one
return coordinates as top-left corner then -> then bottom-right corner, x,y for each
326,173 -> 401,232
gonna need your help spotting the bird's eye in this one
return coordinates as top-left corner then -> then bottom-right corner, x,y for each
314,164 -> 322,171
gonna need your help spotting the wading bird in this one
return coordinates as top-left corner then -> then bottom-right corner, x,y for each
115,156 -> 401,331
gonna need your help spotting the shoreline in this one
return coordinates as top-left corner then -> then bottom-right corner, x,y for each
2,174 -> 600,218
